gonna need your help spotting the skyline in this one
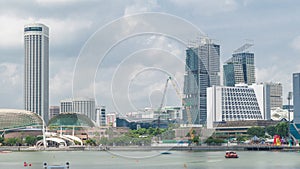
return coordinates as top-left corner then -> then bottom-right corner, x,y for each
0,0 -> 300,114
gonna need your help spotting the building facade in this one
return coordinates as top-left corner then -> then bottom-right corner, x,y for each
293,73 -> 300,124
60,99 -> 73,113
60,98 -> 96,122
49,106 -> 60,120
183,38 -> 220,124
223,52 -> 255,86
96,106 -> 106,126
24,23 -> 49,123
268,82 -> 283,108
207,85 -> 263,129
106,113 -> 117,127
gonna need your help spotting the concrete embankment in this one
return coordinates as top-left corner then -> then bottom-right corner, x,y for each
1,145 -> 300,152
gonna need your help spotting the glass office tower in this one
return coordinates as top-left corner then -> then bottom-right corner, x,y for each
183,38 -> 220,125
223,52 -> 255,86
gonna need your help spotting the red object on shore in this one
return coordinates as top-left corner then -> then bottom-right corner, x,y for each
225,151 -> 239,158
24,162 -> 27,167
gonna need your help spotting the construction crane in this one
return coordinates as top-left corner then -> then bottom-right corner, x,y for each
233,43 -> 254,54
155,77 -> 170,129
161,76 -> 194,140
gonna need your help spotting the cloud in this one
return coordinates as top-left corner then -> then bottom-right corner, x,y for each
0,16 -> 30,47
39,18 -> 93,47
35,0 -> 79,5
124,0 -> 159,16
0,63 -> 21,86
0,15 -> 92,50
0,63 -> 23,108
291,35 -> 300,51
50,69 -> 73,101
170,0 -> 238,16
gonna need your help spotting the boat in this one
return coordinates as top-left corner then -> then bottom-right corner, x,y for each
160,151 -> 172,155
225,151 -> 238,158
0,151 -> 12,153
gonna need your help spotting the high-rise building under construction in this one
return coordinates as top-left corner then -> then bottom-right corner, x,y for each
223,44 -> 256,86
183,38 -> 220,125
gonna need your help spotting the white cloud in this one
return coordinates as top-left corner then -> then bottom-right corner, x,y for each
38,18 -> 93,47
35,0 -> 78,5
124,0 -> 159,16
0,16 -> 32,47
0,63 -> 23,108
170,0 -> 238,16
291,35 -> 300,51
0,63 -> 21,86
49,68 -> 73,104
0,15 -> 92,48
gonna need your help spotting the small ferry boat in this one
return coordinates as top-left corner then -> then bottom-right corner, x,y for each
225,151 -> 238,158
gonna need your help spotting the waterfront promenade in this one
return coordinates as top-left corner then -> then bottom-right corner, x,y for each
1,145 -> 300,152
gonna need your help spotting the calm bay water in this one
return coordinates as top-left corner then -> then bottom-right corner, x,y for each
1,150 -> 300,169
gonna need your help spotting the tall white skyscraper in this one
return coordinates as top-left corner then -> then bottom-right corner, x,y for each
24,23 -> 49,123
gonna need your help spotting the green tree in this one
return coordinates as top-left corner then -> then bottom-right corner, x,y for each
24,136 -> 37,146
266,125 -> 276,136
204,137 -> 226,145
4,138 -> 22,146
85,139 -> 96,146
0,136 -> 4,145
192,135 -> 200,145
247,126 -> 265,137
275,122 -> 288,137
236,135 -> 247,143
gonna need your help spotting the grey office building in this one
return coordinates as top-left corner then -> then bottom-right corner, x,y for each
223,52 -> 255,86
24,23 -> 49,123
60,98 -> 96,122
293,73 -> 300,124
183,38 -> 220,124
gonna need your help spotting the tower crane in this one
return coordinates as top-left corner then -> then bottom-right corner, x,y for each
156,77 -> 170,129
233,43 -> 254,54
158,76 -> 194,140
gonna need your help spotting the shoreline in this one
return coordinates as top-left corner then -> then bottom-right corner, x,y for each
1,145 -> 300,152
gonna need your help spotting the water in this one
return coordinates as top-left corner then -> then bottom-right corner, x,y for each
1,150 -> 300,169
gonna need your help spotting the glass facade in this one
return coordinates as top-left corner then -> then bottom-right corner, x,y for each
48,113 -> 95,127
293,73 -> 300,124
223,52 -> 255,86
221,87 -> 262,121
24,27 -> 42,32
207,86 -> 263,128
0,109 -> 43,130
183,39 -> 220,124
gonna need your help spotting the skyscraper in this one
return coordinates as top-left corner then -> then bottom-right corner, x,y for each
293,73 -> 300,124
24,23 -> 49,123
223,48 -> 255,86
183,38 -> 220,124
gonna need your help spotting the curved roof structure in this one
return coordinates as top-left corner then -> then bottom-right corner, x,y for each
48,113 -> 95,127
0,109 -> 43,130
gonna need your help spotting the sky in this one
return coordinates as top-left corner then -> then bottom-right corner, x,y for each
0,0 -> 300,115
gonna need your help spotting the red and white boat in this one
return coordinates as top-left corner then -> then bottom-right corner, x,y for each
225,151 -> 238,158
